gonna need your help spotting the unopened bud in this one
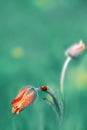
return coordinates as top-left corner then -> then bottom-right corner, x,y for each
65,40 -> 86,58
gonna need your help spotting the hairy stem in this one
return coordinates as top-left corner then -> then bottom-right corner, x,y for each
60,56 -> 72,95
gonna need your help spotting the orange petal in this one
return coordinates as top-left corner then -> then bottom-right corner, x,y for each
20,90 -> 37,108
11,87 -> 31,104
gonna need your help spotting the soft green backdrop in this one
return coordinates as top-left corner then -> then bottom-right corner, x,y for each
0,0 -> 87,130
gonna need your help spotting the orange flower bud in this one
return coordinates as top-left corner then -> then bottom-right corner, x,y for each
11,87 -> 37,114
65,40 -> 86,58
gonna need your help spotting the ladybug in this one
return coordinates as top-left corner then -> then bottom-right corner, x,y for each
40,86 -> 48,91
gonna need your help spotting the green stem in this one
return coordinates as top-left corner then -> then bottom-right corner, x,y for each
60,56 -> 72,95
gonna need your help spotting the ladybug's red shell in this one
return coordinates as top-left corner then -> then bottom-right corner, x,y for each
40,86 -> 48,91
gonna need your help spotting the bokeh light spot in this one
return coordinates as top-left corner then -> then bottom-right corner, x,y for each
74,68 -> 87,90
33,0 -> 56,11
11,47 -> 25,58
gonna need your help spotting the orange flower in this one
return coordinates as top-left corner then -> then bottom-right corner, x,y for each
11,87 -> 37,114
65,40 -> 86,58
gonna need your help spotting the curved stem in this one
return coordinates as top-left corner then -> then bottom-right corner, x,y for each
60,56 -> 72,95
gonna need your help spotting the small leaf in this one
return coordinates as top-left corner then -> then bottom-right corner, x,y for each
40,86 -> 64,120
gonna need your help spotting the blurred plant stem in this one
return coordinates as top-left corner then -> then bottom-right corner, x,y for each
60,56 -> 71,95
40,86 -> 64,121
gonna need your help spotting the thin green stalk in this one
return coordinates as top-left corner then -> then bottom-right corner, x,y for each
60,56 -> 72,95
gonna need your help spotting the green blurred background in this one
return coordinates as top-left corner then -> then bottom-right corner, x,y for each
0,0 -> 87,130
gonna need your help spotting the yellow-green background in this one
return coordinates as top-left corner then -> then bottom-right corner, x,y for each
0,0 -> 87,130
